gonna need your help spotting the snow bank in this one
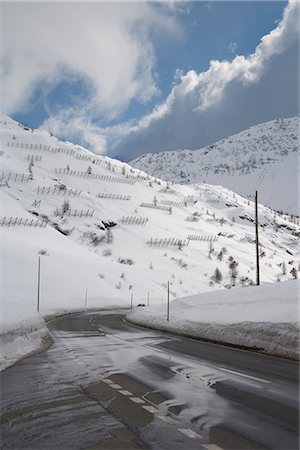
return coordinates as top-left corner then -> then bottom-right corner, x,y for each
126,280 -> 300,359
0,316 -> 51,371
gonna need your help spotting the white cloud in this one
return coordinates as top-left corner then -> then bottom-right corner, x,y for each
0,2 -> 180,117
112,0 -> 300,160
42,110 -> 108,155
2,1 -> 298,160
148,0 -> 299,118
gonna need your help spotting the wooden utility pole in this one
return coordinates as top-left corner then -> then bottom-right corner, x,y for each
37,256 -> 41,312
167,281 -> 170,321
255,191 -> 260,285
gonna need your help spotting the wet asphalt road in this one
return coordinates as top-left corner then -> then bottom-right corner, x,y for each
1,310 -> 299,450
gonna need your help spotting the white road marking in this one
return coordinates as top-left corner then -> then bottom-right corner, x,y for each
142,405 -> 159,413
202,444 -> 224,450
130,397 -> 145,404
177,428 -> 202,439
102,378 -> 114,385
110,383 -> 122,389
119,390 -> 133,396
221,367 -> 270,384
157,415 -> 177,425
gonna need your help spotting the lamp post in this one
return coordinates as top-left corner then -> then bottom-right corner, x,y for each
37,251 -> 48,313
85,288 -> 88,309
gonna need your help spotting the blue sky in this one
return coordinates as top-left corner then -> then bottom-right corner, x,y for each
1,1 -> 298,159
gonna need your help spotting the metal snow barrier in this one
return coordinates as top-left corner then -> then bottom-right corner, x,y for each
184,196 -> 196,203
26,154 -> 42,162
125,174 -> 149,182
0,216 -> 48,227
32,199 -> 41,208
206,198 -> 221,204
161,200 -> 185,207
7,141 -> 77,156
120,216 -> 148,225
6,141 -> 151,183
74,154 -> 102,165
97,193 -> 131,200
147,237 -> 189,248
0,172 -> 31,183
54,168 -> 136,184
54,208 -> 95,218
140,203 -> 172,213
187,234 -> 218,242
36,186 -> 82,197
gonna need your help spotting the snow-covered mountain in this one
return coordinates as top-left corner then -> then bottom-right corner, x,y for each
1,116 -> 299,331
130,117 -> 299,215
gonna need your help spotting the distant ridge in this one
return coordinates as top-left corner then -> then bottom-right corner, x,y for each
130,117 -> 299,214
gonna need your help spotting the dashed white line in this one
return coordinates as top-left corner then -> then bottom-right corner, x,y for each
102,378 -> 114,385
157,415 -> 177,425
110,383 -> 122,389
142,405 -> 159,413
178,428 -> 202,439
119,390 -> 133,396
130,397 -> 146,404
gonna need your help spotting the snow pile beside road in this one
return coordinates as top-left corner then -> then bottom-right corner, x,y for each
0,316 -> 50,371
127,280 -> 300,359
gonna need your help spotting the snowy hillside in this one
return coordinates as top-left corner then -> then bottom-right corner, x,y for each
1,116 -> 299,367
130,117 -> 300,214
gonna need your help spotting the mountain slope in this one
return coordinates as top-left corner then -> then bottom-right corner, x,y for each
1,115 -> 299,330
130,117 -> 299,214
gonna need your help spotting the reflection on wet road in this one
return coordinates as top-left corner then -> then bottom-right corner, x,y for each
1,310 -> 299,449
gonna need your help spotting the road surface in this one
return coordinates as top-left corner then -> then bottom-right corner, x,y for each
1,310 -> 299,449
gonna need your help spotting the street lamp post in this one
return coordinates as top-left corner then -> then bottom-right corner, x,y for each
85,288 -> 88,309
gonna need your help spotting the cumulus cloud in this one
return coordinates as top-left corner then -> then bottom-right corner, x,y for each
112,0 -> 299,160
2,1 -> 298,159
0,2 -> 179,117
42,109 -> 108,155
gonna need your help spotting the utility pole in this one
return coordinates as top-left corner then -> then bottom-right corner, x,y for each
167,281 -> 170,321
147,292 -> 150,307
255,190 -> 260,285
37,256 -> 41,312
130,293 -> 133,310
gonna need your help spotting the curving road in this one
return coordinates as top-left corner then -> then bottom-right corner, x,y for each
1,310 -> 299,450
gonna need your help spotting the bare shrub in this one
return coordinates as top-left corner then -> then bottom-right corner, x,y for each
211,268 -> 223,283
62,199 -> 70,213
118,257 -> 134,265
